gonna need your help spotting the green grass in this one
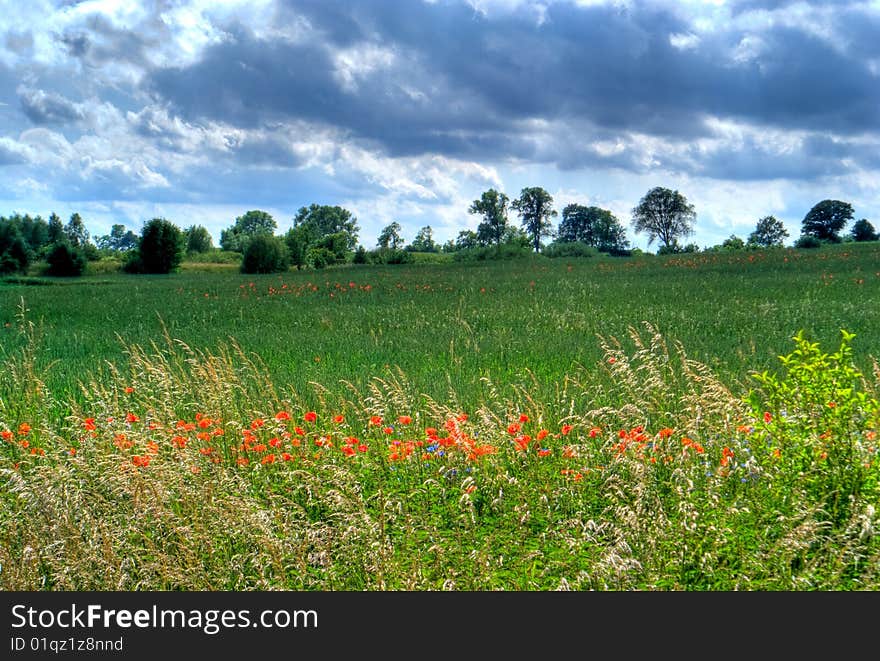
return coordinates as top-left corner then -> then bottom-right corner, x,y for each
1,242 -> 879,591
2,243 -> 879,419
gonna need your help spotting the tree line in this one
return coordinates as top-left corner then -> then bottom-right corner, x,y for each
1,188 -> 875,276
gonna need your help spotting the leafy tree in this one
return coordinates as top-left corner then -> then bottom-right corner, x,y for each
47,213 -> 64,244
454,229 -> 479,251
850,218 -> 878,242
512,187 -> 557,252
127,218 -> 185,274
408,225 -> 437,252
377,222 -> 404,250
241,235 -> 289,274
558,204 -> 628,254
184,225 -> 213,253
46,241 -> 86,276
352,245 -> 368,264
14,214 -> 49,254
748,216 -> 789,248
96,224 -> 138,252
292,204 -> 359,251
220,210 -> 277,252
721,235 -> 745,251
284,225 -> 311,270
64,212 -> 90,248
801,200 -> 853,243
469,189 -> 510,248
0,219 -> 30,274
631,187 -> 696,251
794,235 -> 822,249
314,232 -> 350,264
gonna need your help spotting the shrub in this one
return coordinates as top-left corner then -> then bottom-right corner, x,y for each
367,248 -> 413,265
543,241 -> 600,259
129,218 -> 186,274
307,247 -> 336,269
0,220 -> 30,274
241,235 -> 289,274
352,246 -> 368,264
45,242 -> 87,276
794,235 -> 822,249
452,244 -> 536,262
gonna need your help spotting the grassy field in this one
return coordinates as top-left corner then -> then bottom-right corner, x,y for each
2,243 -> 879,590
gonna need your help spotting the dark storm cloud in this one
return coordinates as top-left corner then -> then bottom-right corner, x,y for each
18,88 -> 85,125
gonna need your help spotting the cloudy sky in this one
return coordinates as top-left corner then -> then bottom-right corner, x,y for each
1,0 -> 879,250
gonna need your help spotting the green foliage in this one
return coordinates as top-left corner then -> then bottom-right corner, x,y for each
452,242 -> 537,262
748,215 -> 789,248
352,246 -> 368,264
794,235 -> 822,249
241,235 -> 289,274
45,241 -> 87,277
184,225 -> 214,253
0,219 -> 31,274
128,218 -> 185,274
220,210 -> 277,252
557,204 -> 629,254
307,246 -> 336,269
469,189 -> 511,247
748,330 -> 880,528
721,235 -> 746,251
850,219 -> 878,243
511,187 -> 557,252
64,213 -> 90,249
293,204 -> 360,252
377,222 -> 404,250
96,224 -> 138,252
453,229 -> 479,251
407,225 -> 437,253
801,200 -> 853,243
542,241 -> 600,259
631,187 -> 696,250
367,247 -> 413,264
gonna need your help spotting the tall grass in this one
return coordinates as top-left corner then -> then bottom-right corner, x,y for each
2,314 -> 878,590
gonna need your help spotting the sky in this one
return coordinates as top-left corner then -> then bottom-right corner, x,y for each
1,0 -> 879,251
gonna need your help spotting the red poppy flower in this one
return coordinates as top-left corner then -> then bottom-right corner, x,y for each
333,414 -> 345,424
304,411 -> 317,423
519,414 -> 529,423
561,424 -> 573,436
275,411 -> 291,421
398,415 -> 412,425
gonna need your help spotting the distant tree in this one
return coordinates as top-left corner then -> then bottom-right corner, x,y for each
314,232 -> 350,264
97,224 -> 138,252
850,218 -> 878,242
64,212 -> 90,248
46,241 -> 87,276
558,204 -> 629,253
454,229 -> 479,251
511,187 -> 557,252
47,213 -> 64,244
284,225 -> 311,270
721,235 -> 745,251
631,187 -> 696,251
801,199 -> 853,243
0,219 -> 30,274
408,225 -> 437,252
469,189 -> 510,248
377,222 -> 404,250
241,235 -> 289,274
352,245 -> 368,264
292,204 -> 359,251
184,225 -> 213,253
127,218 -> 185,274
747,216 -> 789,248
14,214 -> 49,254
220,210 -> 276,252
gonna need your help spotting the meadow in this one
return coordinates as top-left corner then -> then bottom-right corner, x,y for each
1,243 -> 879,590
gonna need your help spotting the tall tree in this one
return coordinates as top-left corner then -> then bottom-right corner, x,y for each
130,218 -> 185,274
184,225 -> 214,253
801,200 -> 854,243
408,225 -> 437,252
747,216 -> 789,248
220,210 -> 277,252
469,189 -> 510,248
47,213 -> 64,244
377,222 -> 404,250
631,187 -> 696,251
64,212 -> 90,248
97,224 -> 138,251
512,187 -> 556,252
292,204 -> 359,251
558,204 -> 629,253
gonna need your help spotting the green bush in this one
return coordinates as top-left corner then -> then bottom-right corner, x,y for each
241,235 -> 290,274
543,241 -> 600,259
453,243 -> 538,262
307,246 -> 336,269
127,218 -> 186,274
747,330 -> 880,528
794,235 -> 822,249
45,242 -> 87,276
